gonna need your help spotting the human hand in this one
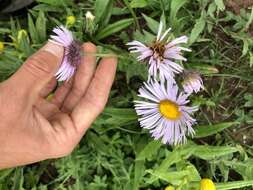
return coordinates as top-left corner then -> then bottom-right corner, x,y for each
0,42 -> 117,169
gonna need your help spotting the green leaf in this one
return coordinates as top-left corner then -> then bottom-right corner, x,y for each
170,0 -> 188,24
214,0 -> 225,11
133,160 -> 145,190
194,122 -> 238,138
207,2 -> 217,19
28,14 -> 40,44
36,11 -> 46,42
130,0 -> 148,8
94,0 -> 110,23
189,11 -> 206,44
245,7 -> 253,30
250,52 -> 253,67
0,169 -> 14,181
100,107 -> 138,128
190,64 -> 219,75
96,18 -> 133,40
228,159 -> 253,180
101,0 -> 114,28
125,62 -> 147,83
136,140 -> 162,161
36,0 -> 69,6
86,131 -> 109,155
155,145 -> 195,173
242,38 -> 249,56
33,4 -> 63,12
103,107 -> 137,120
142,14 -> 159,34
193,146 -> 238,160
147,169 -> 189,184
216,180 -> 253,190
12,168 -> 24,190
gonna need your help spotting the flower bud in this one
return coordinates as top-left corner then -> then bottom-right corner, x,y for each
165,185 -> 175,190
200,178 -> 216,190
0,42 -> 4,52
17,29 -> 28,42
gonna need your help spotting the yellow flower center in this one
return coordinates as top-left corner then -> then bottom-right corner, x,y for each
151,41 -> 166,61
200,178 -> 216,190
159,100 -> 181,120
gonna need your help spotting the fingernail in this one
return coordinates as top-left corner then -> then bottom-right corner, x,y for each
41,41 -> 64,60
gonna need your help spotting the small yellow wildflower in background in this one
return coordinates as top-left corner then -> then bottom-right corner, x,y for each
0,42 -> 4,52
200,178 -> 216,190
66,15 -> 76,26
165,185 -> 175,190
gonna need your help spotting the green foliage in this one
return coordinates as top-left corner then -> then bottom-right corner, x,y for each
0,0 -> 253,190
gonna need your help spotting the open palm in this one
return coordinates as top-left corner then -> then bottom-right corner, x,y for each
0,42 -> 117,169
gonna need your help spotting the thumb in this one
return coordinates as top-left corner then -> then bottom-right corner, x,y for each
10,42 -> 64,97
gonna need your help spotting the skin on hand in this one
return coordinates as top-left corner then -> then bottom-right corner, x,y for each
0,42 -> 117,169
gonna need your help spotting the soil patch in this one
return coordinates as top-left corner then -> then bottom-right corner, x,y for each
226,0 -> 253,14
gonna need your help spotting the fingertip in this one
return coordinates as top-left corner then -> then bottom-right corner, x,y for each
41,41 -> 64,61
82,42 -> 97,53
100,55 -> 118,69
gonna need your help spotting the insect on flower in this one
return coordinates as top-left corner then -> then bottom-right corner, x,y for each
49,26 -> 81,81
134,80 -> 198,145
127,21 -> 191,82
182,70 -> 204,94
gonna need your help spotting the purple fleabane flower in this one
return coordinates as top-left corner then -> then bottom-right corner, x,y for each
182,71 -> 204,94
50,26 -> 81,81
134,80 -> 198,145
127,21 -> 191,82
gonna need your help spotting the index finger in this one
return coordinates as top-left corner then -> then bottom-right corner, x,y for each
71,56 -> 117,133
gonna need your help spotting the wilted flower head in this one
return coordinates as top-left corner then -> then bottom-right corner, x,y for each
200,179 -> 216,190
50,26 -> 81,81
85,11 -> 95,21
134,80 -> 198,145
182,70 -> 204,94
127,21 -> 190,82
85,11 -> 96,35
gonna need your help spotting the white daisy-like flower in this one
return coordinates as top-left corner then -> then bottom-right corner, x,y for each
50,26 -> 81,81
127,21 -> 191,82
182,70 -> 204,94
134,80 -> 198,145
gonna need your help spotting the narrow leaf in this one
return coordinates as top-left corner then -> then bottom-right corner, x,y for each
28,14 -> 40,44
189,11 -> 206,44
96,18 -> 133,40
94,0 -> 110,23
216,180 -> 253,190
194,122 -> 238,138
136,140 -> 162,161
193,146 -> 238,160
142,14 -> 159,34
